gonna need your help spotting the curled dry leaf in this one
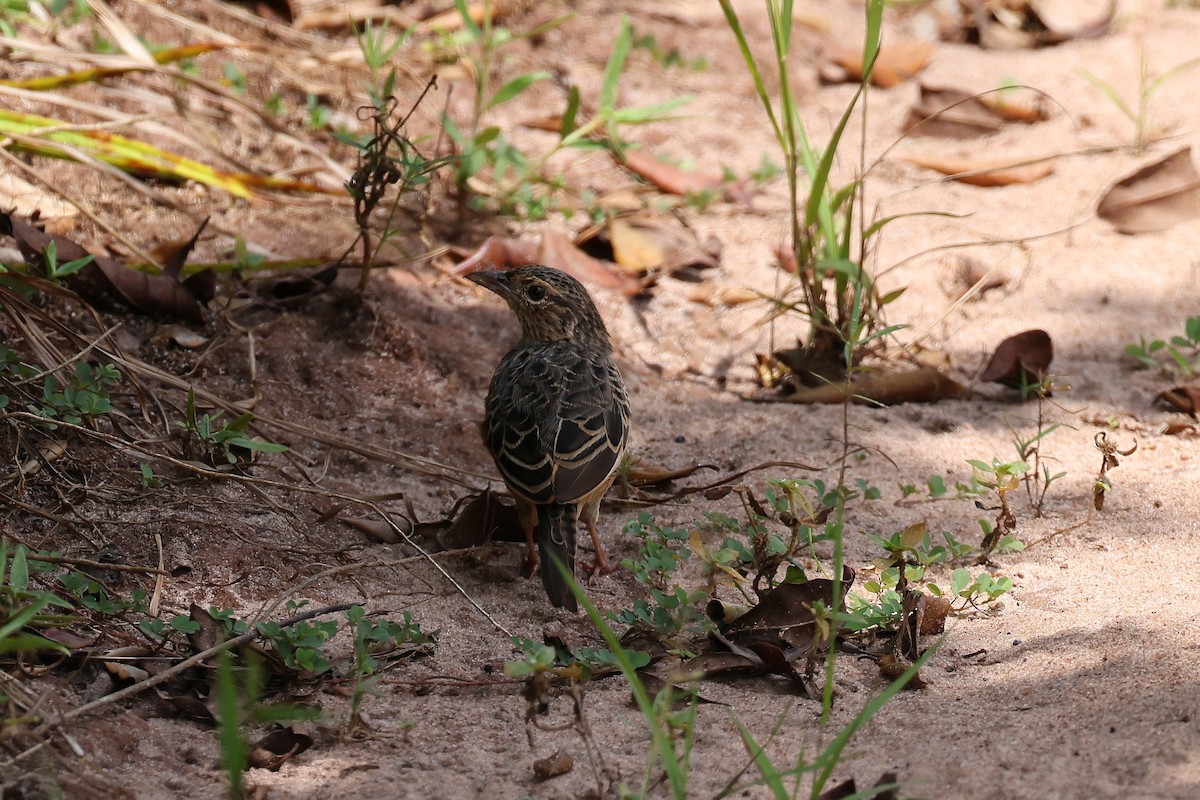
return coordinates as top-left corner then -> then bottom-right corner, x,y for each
623,459 -> 715,488
1,212 -> 212,321
778,367 -> 964,406
618,149 -> 743,202
578,213 -> 722,283
685,283 -> 759,307
905,84 -> 1049,138
248,727 -> 313,771
980,329 -> 1053,389
438,488 -> 525,549
1097,147 -> 1200,235
454,227 -> 644,295
952,254 -> 1007,299
920,595 -> 952,635
1157,386 -> 1200,418
532,749 -> 574,781
903,151 -> 1055,186
824,39 -> 934,88
940,0 -> 1114,49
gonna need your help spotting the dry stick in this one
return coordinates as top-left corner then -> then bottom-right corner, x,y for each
3,602 -> 354,767
21,553 -> 167,576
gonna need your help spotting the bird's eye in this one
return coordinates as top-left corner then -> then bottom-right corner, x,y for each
526,284 -> 547,301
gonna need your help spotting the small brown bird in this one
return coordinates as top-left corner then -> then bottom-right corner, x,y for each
468,266 -> 630,611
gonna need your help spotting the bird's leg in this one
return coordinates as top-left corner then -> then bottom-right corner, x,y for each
517,500 -> 539,578
579,516 -> 617,582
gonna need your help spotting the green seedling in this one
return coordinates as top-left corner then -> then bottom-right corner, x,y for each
177,388 -> 288,465
1125,316 -> 1200,376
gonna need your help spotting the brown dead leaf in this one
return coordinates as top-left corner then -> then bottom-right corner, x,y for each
905,84 -> 1049,138
532,749 -> 573,781
779,367 -> 963,406
539,226 -> 644,294
453,235 -> 539,275
1157,386 -> 1200,418
817,773 -> 899,800
903,152 -> 1054,185
618,149 -> 727,197
1097,147 -> 1200,235
609,218 -> 665,272
1,212 -> 211,321
878,653 -> 927,689
905,85 -> 1005,138
826,39 -> 933,88
943,0 -> 1115,49
578,213 -> 722,283
455,229 -> 643,295
247,727 -> 313,771
980,329 -> 1053,389
685,283 -> 759,307
952,254 -> 1007,299
1162,421 -> 1197,437
623,460 -> 714,488
920,596 -> 952,635
438,489 -> 525,549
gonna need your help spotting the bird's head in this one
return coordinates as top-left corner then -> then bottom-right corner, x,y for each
467,266 -> 611,347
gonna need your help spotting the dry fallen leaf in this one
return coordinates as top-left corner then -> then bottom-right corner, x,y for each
903,152 -> 1055,186
826,39 -> 934,88
619,149 -> 727,197
532,749 -> 573,781
1157,386 -> 1200,418
1097,147 -> 1200,235
778,367 -> 963,406
940,0 -> 1115,49
1,212 -> 212,321
980,329 -> 1054,389
248,727 -> 313,771
905,84 -> 1049,138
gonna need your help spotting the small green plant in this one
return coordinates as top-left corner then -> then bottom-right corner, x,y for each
0,539 -> 75,657
177,388 -> 288,465
305,93 -> 333,130
29,361 -> 120,426
722,0 -> 895,375
631,27 -> 709,71
220,61 -> 247,94
441,9 -> 688,221
1125,316 -> 1200,376
968,458 -> 1028,555
137,614 -> 201,642
346,606 -> 432,727
138,463 -> 160,489
1080,51 -> 1200,153
1011,405 -> 1066,516
255,600 -> 338,674
37,240 -> 94,282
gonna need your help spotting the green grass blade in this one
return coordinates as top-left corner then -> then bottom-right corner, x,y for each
810,640 -> 941,797
560,559 -> 688,799
717,0 -> 784,146
599,16 -> 634,117
732,718 -> 789,799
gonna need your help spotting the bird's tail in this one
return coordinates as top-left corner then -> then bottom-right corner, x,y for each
536,504 -> 578,611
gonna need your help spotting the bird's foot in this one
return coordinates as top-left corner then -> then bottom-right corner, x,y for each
579,554 -> 618,584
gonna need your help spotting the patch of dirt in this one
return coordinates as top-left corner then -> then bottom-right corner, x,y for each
3,1 -> 1200,798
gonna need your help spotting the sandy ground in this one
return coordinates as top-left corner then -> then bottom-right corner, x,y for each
3,0 -> 1200,798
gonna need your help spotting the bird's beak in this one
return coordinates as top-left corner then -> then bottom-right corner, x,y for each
466,269 -> 510,298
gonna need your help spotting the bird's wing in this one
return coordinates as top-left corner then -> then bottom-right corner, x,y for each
485,347 -> 627,505
550,358 -> 628,503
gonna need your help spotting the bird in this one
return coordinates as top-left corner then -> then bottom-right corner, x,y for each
468,265 -> 630,611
